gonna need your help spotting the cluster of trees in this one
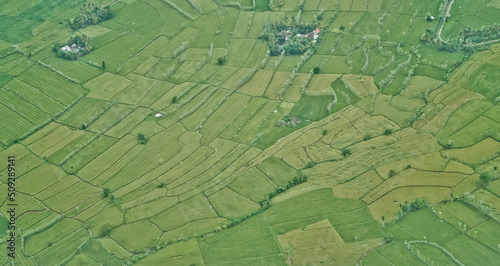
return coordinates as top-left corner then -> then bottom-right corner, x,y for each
430,24 -> 500,52
459,24 -> 500,45
401,198 -> 427,213
260,17 -> 320,56
69,2 -> 112,30
137,133 -> 148,144
53,34 -> 92,60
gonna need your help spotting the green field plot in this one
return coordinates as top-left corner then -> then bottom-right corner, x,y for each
86,103 -> 136,133
110,220 -> 162,251
208,188 -> 261,218
133,57 -> 161,75
207,65 -> 241,86
77,238 -> 124,265
17,163 -> 67,195
44,131 -> 97,165
32,228 -> 91,265
145,59 -> 183,80
155,27 -> 200,58
388,208 -> 462,244
444,234 -> 500,265
377,242 -> 426,265
0,87 -> 51,125
290,94 -> 335,121
232,99 -> 280,143
168,60 -> 204,84
43,181 -> 101,212
101,125 -> 185,190
24,218 -> 84,256
124,196 -> 178,222
61,134 -> 118,174
39,55 -> 102,83
444,138 -> 500,166
18,65 -> 86,104
227,38 -> 258,66
218,97 -> 267,139
199,215 -> 282,265
104,107 -> 151,138
34,175 -> 81,201
56,97 -> 110,128
441,115 -> 500,148
112,74 -> 158,105
0,105 -> 36,146
229,166 -> 277,202
434,99 -> 493,138
150,194 -> 218,231
237,69 -> 273,96
199,93 -> 251,145
182,89 -> 230,131
85,73 -> 133,100
136,239 -> 204,265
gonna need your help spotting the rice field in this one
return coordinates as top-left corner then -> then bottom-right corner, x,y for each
0,0 -> 500,264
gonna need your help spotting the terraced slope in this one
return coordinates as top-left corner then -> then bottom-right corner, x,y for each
0,0 -> 499,264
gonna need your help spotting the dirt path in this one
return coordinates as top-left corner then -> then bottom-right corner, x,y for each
435,0 -> 455,42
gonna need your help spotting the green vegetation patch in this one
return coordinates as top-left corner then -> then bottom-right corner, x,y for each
387,209 -> 461,245
260,18 -> 321,55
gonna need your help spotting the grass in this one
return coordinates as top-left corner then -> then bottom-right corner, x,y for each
387,209 -> 461,245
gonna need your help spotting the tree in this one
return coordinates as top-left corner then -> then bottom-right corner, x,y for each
137,133 -> 148,144
384,129 -> 393,135
388,170 -> 396,178
172,96 -> 178,104
384,233 -> 394,243
341,148 -> 351,157
100,224 -> 112,237
480,173 -> 492,184
217,56 -> 226,65
103,188 -> 111,198
339,25 -> 345,31
102,60 -> 106,69
313,66 -> 321,74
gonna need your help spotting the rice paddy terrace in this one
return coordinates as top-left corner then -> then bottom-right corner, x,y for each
0,0 -> 499,265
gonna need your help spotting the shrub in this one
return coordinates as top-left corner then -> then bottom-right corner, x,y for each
171,96 -> 178,104
480,173 -> 493,184
137,133 -> 148,144
217,56 -> 226,65
384,129 -> 393,135
401,198 -> 427,213
313,66 -> 321,74
305,161 -> 315,168
100,224 -> 112,237
363,134 -> 371,141
103,188 -> 111,198
341,148 -> 351,157
388,170 -> 396,178
384,233 -> 394,243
